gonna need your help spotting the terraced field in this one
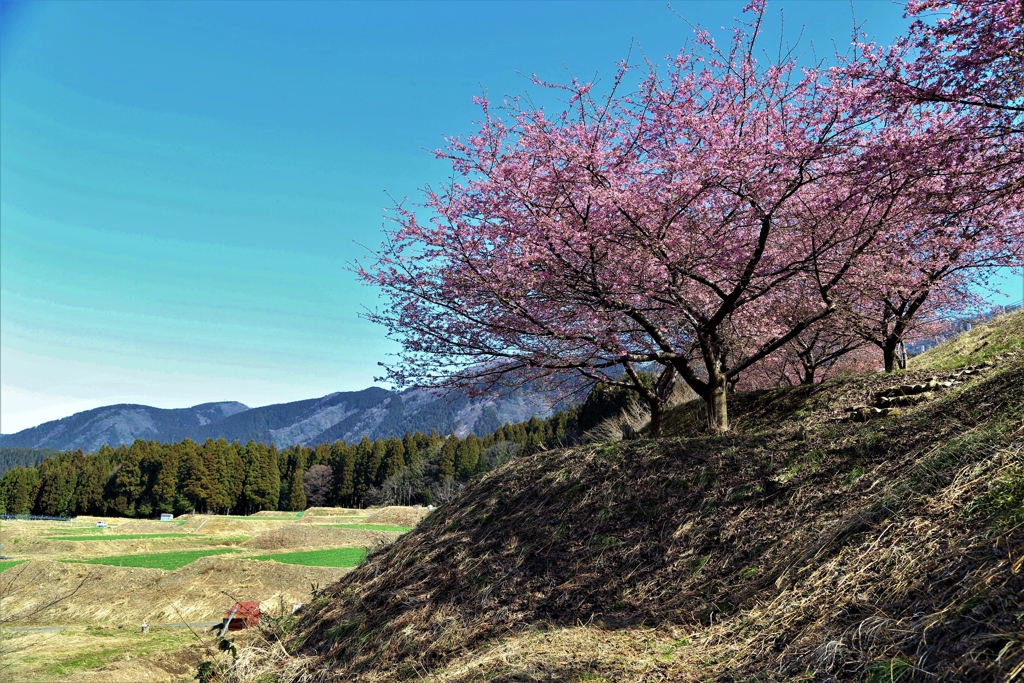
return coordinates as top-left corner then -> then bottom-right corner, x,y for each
0,506 -> 431,681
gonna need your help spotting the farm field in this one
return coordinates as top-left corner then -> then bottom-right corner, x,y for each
250,547 -> 367,567
75,548 -> 242,570
3,625 -> 203,683
0,505 -> 430,681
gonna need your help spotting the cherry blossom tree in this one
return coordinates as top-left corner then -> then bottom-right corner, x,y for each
850,203 -> 1022,371
859,0 -> 1022,119
362,4 -> 904,434
739,321 -> 874,388
847,72 -> 1022,371
843,0 -> 1024,369
361,1 -> 1019,434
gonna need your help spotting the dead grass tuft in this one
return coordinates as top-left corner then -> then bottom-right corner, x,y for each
242,524 -> 394,551
360,507 -> 431,528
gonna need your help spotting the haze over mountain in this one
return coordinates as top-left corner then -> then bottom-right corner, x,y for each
0,386 -> 555,453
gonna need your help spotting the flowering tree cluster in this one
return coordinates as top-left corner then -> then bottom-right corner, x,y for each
840,0 -> 1024,369
362,1 -> 1022,434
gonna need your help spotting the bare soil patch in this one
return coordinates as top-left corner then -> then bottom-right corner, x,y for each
361,506 -> 431,528
301,507 -> 366,518
242,524 -> 396,551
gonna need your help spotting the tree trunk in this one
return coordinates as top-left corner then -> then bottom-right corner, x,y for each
881,337 -> 907,372
648,399 -> 664,438
706,370 -> 729,433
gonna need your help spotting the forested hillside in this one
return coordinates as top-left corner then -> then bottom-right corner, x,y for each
0,381 -> 633,518
0,448 -> 59,476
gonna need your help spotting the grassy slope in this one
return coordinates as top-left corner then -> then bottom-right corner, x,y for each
232,311 -> 1024,683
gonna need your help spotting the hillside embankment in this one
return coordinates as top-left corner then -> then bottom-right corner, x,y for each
225,311 -> 1024,682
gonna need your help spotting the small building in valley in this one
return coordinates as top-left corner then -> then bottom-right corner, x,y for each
159,513 -> 173,521
223,602 -> 261,631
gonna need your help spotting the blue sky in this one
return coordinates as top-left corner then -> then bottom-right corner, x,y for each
1,0 -> 1018,433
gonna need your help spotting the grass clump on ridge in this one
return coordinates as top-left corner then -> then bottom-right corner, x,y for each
910,308 -> 1024,370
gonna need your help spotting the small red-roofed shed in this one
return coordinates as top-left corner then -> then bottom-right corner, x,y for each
223,601 -> 261,631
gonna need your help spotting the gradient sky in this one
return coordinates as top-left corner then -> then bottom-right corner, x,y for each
1,0 -> 1018,433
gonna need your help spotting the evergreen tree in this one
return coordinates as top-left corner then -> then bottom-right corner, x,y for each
312,442 -> 330,466
402,431 -> 419,466
0,467 -> 38,515
455,434 -> 482,479
151,444 -> 181,514
112,441 -> 146,515
180,440 -> 215,513
280,446 -> 308,511
331,441 -> 356,507
367,439 -> 386,487
351,437 -> 373,501
71,451 -> 108,516
380,437 -> 406,482
439,434 -> 458,481
264,443 -> 281,510
33,456 -> 77,517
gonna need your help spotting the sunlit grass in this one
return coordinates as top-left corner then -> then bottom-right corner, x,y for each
250,547 -> 366,567
72,548 -> 240,570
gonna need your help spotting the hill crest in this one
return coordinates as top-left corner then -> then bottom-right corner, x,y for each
226,310 -> 1024,682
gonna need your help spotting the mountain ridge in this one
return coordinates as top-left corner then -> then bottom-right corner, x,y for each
0,386 -> 555,453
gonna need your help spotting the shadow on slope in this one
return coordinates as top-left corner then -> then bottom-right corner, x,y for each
225,317 -> 1023,682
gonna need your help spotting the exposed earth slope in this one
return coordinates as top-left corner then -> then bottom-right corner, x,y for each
226,310 -> 1024,682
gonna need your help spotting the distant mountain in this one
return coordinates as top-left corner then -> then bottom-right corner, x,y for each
0,387 -> 555,453
0,402 -> 249,453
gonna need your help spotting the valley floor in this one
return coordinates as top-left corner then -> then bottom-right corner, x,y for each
0,506 -> 429,682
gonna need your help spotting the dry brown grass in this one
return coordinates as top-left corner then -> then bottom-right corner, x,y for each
242,524 -> 396,551
0,557 -> 352,626
222,341 -> 1024,681
361,506 -> 431,528
1,624 -> 216,683
301,507 -> 366,519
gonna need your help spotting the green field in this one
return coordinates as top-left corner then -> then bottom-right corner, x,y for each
0,559 -> 28,573
75,548 -> 240,570
251,547 -> 366,567
48,533 -> 188,542
324,523 -> 412,532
